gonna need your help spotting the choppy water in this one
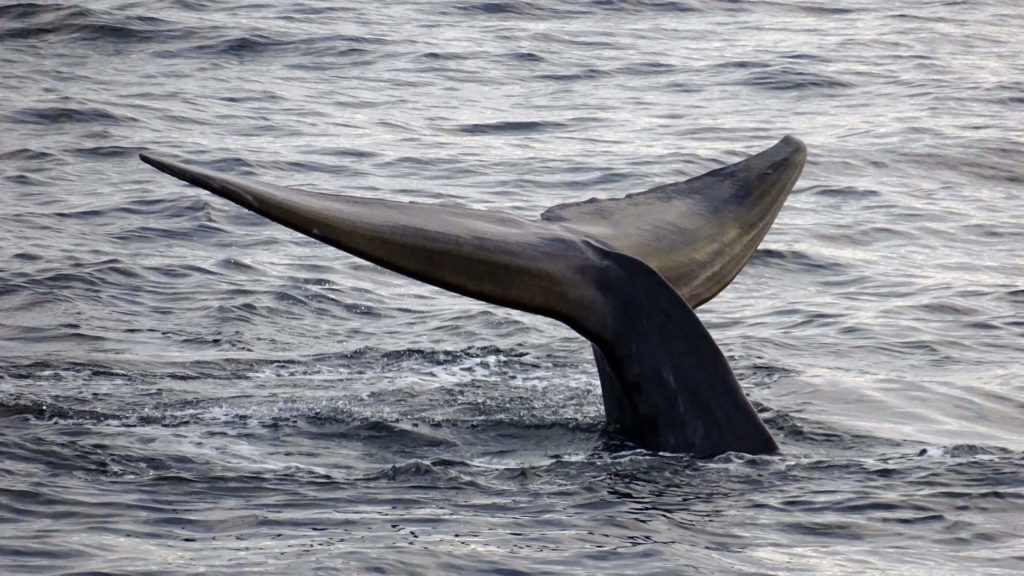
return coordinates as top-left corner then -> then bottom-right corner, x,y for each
2,1 -> 1023,574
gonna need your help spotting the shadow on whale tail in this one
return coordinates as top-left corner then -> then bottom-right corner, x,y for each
140,136 -> 806,456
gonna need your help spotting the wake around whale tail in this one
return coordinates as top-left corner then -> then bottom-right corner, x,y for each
140,136 -> 805,457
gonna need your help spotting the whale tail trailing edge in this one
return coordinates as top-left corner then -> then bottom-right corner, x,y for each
542,135 -> 806,307
140,136 -> 805,456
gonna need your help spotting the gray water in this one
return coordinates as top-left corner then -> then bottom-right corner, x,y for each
2,1 -> 1023,574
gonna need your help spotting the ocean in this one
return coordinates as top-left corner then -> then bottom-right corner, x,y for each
1,1 -> 1022,573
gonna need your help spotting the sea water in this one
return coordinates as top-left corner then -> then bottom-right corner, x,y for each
1,2 -> 1022,573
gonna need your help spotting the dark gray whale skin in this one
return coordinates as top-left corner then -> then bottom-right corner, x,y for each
140,136 -> 806,457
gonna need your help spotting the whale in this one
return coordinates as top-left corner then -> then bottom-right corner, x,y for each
140,135 -> 806,457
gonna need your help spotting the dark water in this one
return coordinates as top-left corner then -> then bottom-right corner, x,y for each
2,1 -> 1023,573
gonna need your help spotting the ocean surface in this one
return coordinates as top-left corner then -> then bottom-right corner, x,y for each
1,1 -> 1022,574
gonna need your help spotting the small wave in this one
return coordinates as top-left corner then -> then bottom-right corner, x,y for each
788,3 -> 855,16
7,105 -> 126,125
589,0 -> 699,13
70,145 -> 140,159
807,185 -> 880,198
362,459 -> 481,488
613,61 -> 678,77
455,1 -> 545,16
715,59 -> 773,70
188,33 -> 291,57
0,3 -> 172,43
10,252 -> 44,262
454,120 -> 568,135
0,148 -> 59,162
507,51 -> 545,62
0,2 -> 77,19
758,409 -> 884,452
376,345 -> 527,365
286,46 -> 376,68
53,195 -> 208,222
536,68 -> 610,81
305,146 -> 381,161
902,301 -> 981,317
915,444 -> 1012,459
0,398 -> 114,424
340,420 -> 457,449
110,224 -> 199,244
750,248 -> 846,273
209,256 -> 264,275
741,66 -> 854,91
1003,289 -> 1024,304
418,51 -> 470,62
179,32 -> 388,61
4,173 -> 52,186
0,3 -> 96,39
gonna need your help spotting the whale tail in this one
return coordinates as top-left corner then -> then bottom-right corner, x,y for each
140,136 -> 805,456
